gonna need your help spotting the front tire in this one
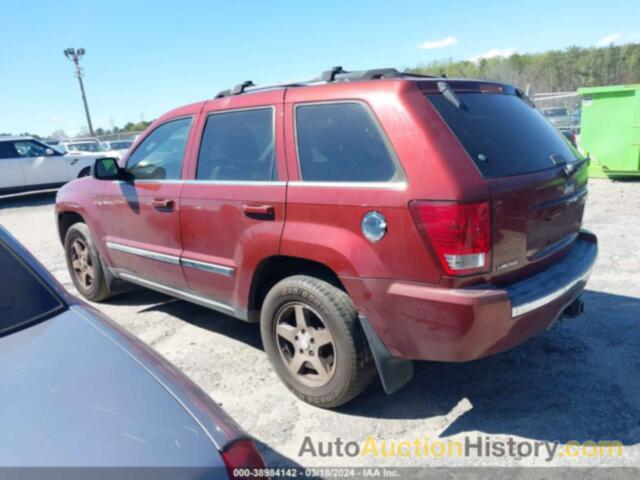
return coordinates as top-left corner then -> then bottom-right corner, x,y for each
260,275 -> 375,408
64,222 -> 111,302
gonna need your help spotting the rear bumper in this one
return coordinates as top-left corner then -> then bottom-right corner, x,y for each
342,230 -> 597,362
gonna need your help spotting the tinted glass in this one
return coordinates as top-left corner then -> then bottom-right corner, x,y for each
14,140 -> 48,157
110,141 -> 132,150
427,93 -> 580,178
66,142 -> 103,152
295,103 -> 397,182
127,117 -> 192,180
196,108 -> 275,181
0,239 -> 65,336
0,142 -> 18,159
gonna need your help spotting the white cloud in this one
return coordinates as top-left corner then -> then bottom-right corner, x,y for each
468,48 -> 516,63
418,36 -> 458,50
596,33 -> 623,46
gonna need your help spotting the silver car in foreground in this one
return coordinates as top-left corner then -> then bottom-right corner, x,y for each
0,226 -> 266,479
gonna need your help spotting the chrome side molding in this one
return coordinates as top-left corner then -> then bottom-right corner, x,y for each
181,258 -> 234,277
106,241 -> 235,277
106,242 -> 180,265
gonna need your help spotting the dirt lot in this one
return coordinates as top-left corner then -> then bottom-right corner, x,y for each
1,178 -> 639,469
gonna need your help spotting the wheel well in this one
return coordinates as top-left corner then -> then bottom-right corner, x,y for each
57,212 -> 84,244
248,256 -> 347,322
77,167 -> 91,178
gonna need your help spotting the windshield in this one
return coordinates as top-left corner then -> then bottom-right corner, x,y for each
0,237 -> 66,336
425,91 -> 581,178
67,142 -> 103,152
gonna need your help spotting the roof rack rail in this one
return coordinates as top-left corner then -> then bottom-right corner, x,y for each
214,67 -> 437,98
320,66 -> 346,81
215,80 -> 255,98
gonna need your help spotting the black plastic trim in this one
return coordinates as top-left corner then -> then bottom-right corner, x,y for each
359,314 -> 414,395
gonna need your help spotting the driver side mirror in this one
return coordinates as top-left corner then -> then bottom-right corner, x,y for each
45,148 -> 57,156
93,157 -> 128,181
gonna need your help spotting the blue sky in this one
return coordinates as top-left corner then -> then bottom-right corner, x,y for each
0,0 -> 638,137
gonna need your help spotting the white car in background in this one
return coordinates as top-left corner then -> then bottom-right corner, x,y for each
58,138 -> 106,156
100,139 -> 134,160
0,137 -> 102,195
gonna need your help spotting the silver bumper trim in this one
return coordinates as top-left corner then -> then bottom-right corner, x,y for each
511,264 -> 594,317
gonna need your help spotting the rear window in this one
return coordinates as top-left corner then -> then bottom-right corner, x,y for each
0,238 -> 65,336
295,102 -> 399,182
426,91 -> 580,178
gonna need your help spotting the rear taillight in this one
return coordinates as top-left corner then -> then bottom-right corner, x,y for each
221,439 -> 267,479
409,200 -> 491,275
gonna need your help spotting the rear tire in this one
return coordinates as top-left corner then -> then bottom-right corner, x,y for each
260,275 -> 375,408
64,223 -> 111,302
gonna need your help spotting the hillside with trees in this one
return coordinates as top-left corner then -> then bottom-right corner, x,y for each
409,43 -> 640,94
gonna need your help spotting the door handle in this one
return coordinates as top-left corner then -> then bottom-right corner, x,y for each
151,198 -> 175,211
242,204 -> 275,220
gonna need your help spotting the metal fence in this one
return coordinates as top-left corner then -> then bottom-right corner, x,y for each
94,130 -> 145,143
533,91 -> 581,130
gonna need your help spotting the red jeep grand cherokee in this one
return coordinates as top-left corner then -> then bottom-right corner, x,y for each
56,67 -> 597,408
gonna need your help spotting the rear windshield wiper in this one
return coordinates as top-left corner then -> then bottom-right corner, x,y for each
437,81 -> 464,109
550,154 -> 588,178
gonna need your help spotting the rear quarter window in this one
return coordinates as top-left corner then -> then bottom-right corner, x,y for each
426,92 -> 580,178
295,102 -> 399,182
0,239 -> 65,336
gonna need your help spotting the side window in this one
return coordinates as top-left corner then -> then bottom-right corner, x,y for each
196,108 -> 276,181
295,102 -> 398,182
0,142 -> 18,160
13,140 -> 48,158
127,117 -> 192,180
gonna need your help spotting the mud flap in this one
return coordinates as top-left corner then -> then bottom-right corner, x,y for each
359,315 -> 414,394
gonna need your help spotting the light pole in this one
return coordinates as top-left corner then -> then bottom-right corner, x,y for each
63,47 -> 95,137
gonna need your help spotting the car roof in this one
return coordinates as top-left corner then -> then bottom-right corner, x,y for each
0,136 -> 35,143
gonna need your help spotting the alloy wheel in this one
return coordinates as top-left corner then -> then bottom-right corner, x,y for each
70,238 -> 95,290
274,302 -> 337,387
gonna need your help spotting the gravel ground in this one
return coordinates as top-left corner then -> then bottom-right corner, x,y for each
0,178 -> 639,470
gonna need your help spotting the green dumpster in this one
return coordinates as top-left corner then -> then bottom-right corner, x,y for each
577,84 -> 640,178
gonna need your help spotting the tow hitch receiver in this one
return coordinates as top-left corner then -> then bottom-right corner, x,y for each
563,296 -> 585,318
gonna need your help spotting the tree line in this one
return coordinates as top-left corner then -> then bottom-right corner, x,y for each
93,120 -> 153,137
409,43 -> 640,94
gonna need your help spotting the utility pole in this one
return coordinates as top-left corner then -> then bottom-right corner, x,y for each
63,48 -> 95,137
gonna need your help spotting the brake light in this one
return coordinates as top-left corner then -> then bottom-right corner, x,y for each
221,439 -> 267,479
409,200 -> 491,275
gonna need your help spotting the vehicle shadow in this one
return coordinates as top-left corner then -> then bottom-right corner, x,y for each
108,290 -> 264,350
340,289 -> 640,445
107,287 -> 640,446
0,190 -> 57,209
